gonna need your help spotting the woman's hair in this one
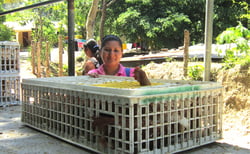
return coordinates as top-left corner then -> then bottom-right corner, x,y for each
84,39 -> 103,65
84,39 -> 99,54
101,35 -> 123,49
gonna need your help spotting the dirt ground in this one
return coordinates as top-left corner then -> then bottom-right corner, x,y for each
0,52 -> 249,154
0,106 -> 93,154
1,105 -> 249,154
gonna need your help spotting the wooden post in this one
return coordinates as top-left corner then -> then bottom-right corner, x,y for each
204,0 -> 214,81
45,41 -> 50,77
37,41 -> 41,78
183,30 -> 190,77
68,0 -> 75,76
31,40 -> 36,74
58,35 -> 63,76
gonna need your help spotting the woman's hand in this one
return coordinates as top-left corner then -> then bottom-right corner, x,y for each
134,67 -> 151,86
88,72 -> 99,78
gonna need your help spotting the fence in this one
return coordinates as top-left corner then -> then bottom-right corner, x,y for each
31,36 -> 64,78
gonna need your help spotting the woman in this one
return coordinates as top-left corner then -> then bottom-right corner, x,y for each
82,39 -> 103,75
88,35 -> 151,86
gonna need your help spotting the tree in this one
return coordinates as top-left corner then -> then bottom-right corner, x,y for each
75,0 -> 91,38
99,0 -> 117,40
4,0 -> 248,50
102,0 -> 248,49
86,0 -> 99,39
99,0 -> 107,40
213,0 -> 249,41
107,0 -> 192,49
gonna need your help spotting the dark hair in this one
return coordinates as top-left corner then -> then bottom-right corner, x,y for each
101,35 -> 123,49
84,39 -> 103,65
84,39 -> 99,54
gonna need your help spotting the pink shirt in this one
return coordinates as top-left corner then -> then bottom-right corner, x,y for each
88,64 -> 135,77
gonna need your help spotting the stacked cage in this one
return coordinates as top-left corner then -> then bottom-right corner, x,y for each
21,76 -> 223,153
0,41 -> 21,106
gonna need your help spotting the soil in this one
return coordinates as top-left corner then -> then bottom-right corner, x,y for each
0,52 -> 249,154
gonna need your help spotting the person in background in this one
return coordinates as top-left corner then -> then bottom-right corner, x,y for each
88,35 -> 151,86
82,39 -> 103,75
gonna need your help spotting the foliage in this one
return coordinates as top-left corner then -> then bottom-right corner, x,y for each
3,0 -> 22,3
4,0 -> 248,50
231,0 -> 249,26
7,0 -> 69,66
0,1 -> 6,24
108,0 -> 193,49
0,0 -> 14,41
188,65 -> 204,81
63,64 -> 68,76
6,0 -> 93,38
48,62 -> 69,77
0,24 -> 14,41
216,22 -> 250,69
75,0 -> 93,37
104,0 -> 248,49
76,56 -> 84,63
213,0 -> 249,41
29,5 -> 58,64
189,56 -> 200,62
165,57 -> 173,62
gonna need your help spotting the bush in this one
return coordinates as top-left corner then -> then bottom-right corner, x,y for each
216,22 -> 250,69
0,24 -> 14,41
188,65 -> 204,81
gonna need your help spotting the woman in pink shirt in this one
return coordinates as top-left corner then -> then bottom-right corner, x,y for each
88,35 -> 150,86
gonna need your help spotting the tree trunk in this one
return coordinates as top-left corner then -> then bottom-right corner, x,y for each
99,0 -> 107,40
86,0 -> 99,39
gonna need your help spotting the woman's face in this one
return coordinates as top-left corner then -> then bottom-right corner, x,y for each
101,40 -> 123,66
84,47 -> 92,57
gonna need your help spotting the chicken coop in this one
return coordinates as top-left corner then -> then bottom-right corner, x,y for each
21,75 -> 223,153
0,41 -> 20,107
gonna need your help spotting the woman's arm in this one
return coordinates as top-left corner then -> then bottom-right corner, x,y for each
83,60 -> 96,75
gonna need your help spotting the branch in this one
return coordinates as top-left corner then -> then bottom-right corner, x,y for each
106,0 -> 117,7
97,0 -> 115,12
